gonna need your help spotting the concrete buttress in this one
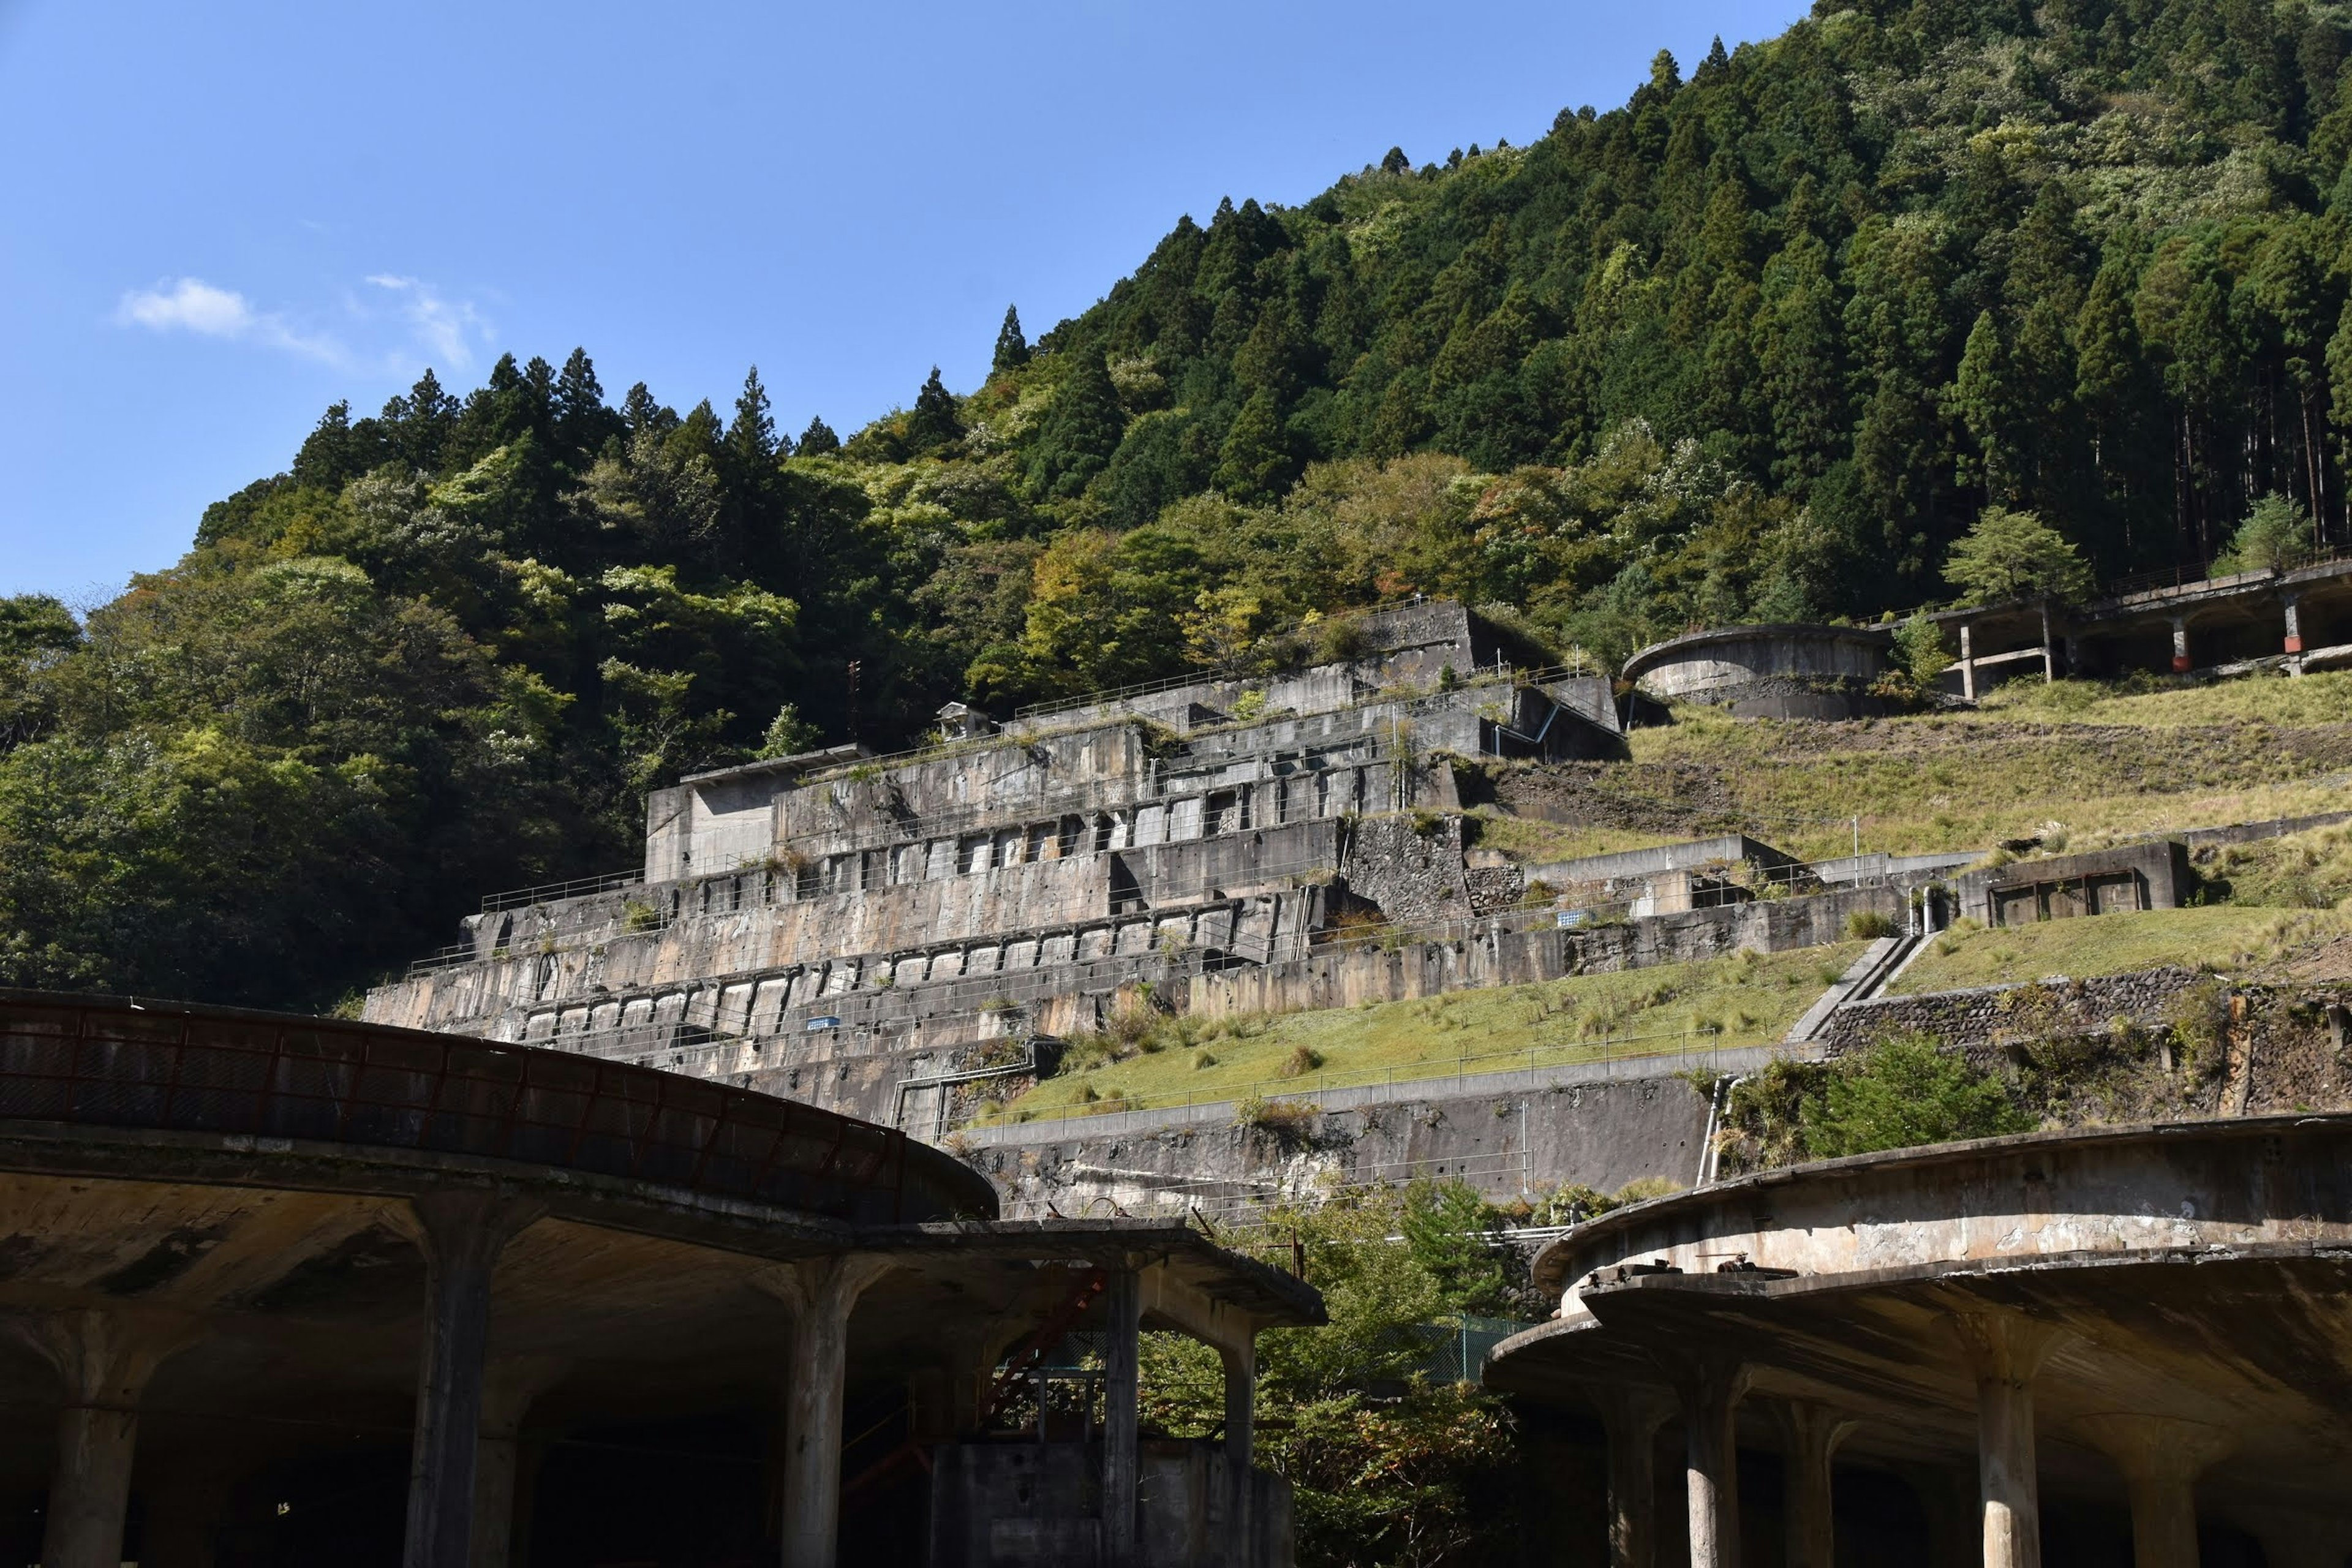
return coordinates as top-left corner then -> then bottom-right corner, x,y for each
1770,1400 -> 1856,1568
1103,1268 -> 1144,1568
2076,1414 -> 2233,1568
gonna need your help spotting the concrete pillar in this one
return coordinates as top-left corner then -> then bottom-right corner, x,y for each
1673,1360 -> 1751,1568
1221,1336 -> 1257,1562
398,1190 -> 544,1568
2078,1415 -> 2231,1568
757,1254 -> 895,1568
1959,622 -> 1978,702
2285,593 -> 2305,673
1950,1311 -> 2064,1568
1103,1268 -> 1143,1568
1591,1384 -> 1675,1568
2038,605 -> 2056,684
7,1308 -> 201,1568
2170,616 -> 2191,674
471,1354 -> 568,1568
1770,1400 -> 1856,1568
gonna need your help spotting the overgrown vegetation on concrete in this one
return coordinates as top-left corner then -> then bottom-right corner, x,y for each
1005,944 -> 1864,1120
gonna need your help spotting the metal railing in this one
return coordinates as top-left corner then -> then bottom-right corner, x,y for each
2100,544 -> 2352,602
480,870 -> 644,913
0,993 -> 982,1224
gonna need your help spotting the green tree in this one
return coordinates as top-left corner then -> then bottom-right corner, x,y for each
909,366 -> 963,452
797,416 -> 840,456
991,306 -> 1030,376
1399,1180 -> 1508,1315
1942,506 -> 2094,605
1215,388 -> 1296,502
1806,1033 -> 2031,1158
1025,352 -> 1128,499
2214,491 -> 2315,573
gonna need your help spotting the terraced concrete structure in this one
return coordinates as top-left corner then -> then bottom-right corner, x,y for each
364,604 -> 1623,1128
1485,1116 -> 2352,1566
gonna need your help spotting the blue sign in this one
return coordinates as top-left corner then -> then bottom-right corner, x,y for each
805,1016 -> 842,1031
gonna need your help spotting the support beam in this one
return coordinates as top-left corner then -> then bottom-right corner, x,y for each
471,1354 -> 569,1568
1672,1360 -> 1751,1568
1591,1384 -> 1674,1568
1950,1311 -> 2064,1568
756,1254 -> 895,1568
2038,605 -> 2056,684
2284,593 -> 2305,674
1770,1400 -> 1856,1568
2076,1415 -> 2231,1568
7,1308 -> 201,1568
1959,622 -> 1978,702
2170,616 -> 2191,674
396,1189 -> 544,1568
1103,1268 -> 1143,1568
1221,1336 -> 1257,1564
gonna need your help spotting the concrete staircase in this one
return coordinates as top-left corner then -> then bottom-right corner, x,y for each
1782,933 -> 1925,1045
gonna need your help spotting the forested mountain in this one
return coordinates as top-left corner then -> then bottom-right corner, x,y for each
8,0 -> 2352,1009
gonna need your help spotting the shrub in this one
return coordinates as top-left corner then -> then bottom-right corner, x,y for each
1806,1033 -> 2031,1158
1235,1093 -> 1319,1133
1278,1044 -> 1326,1079
622,900 -> 660,933
1845,909 -> 1899,940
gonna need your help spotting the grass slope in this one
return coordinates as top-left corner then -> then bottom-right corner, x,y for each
996,943 -> 1864,1122
1884,906 -> 2330,995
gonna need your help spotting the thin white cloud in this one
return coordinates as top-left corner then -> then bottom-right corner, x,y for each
114,277 -> 347,364
366,274 -> 489,372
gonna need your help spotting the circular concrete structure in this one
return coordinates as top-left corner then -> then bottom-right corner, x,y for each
1485,1115 -> 2352,1563
0,992 -> 1317,1568
1622,624 -> 1896,720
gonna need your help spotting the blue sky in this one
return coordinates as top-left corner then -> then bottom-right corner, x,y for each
0,0 -> 1807,601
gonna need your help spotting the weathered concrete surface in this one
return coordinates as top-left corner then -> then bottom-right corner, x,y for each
1489,1116 -> 2352,1551
965,1066 -> 1722,1220
1954,839 -> 2192,926
1622,624 -> 1896,720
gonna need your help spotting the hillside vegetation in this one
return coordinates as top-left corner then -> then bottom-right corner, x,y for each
10,0 -> 2352,1008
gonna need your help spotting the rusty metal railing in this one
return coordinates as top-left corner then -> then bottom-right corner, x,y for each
0,992 -> 990,1224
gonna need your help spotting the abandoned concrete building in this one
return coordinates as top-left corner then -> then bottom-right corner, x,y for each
1929,550 -> 2352,695
1484,1114 -> 2352,1567
1621,625 -> 1899,721
0,991 -> 1321,1568
361,603 -> 1639,1128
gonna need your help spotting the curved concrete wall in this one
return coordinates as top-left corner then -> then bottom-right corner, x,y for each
1624,624 -> 1894,712
1529,1114 -> 2352,1321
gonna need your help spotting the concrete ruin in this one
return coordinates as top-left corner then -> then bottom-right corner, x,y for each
1929,551 -> 2352,695
361,605 -> 1648,1131
0,991 -> 1322,1568
1485,1115 -> 2352,1566
1620,625 -> 1898,721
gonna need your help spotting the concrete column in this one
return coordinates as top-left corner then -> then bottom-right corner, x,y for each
2078,1415 -> 2232,1568
2038,605 -> 2056,684
757,1254 -> 895,1568
398,1190 -> 544,1568
470,1354 -> 568,1568
7,1308 -> 201,1568
1221,1336 -> 1257,1564
1103,1268 -> 1144,1568
1770,1400 -> 1856,1568
2284,594 -> 2305,673
1950,1311 -> 2064,1568
2169,616 -> 2191,674
1591,1384 -> 1675,1568
1959,622 -> 1978,702
1673,1360 -> 1751,1568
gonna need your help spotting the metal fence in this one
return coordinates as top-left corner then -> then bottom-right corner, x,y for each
0,993 -> 979,1224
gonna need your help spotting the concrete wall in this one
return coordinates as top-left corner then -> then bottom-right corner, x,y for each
970,1069 -> 1716,1220
1955,840 -> 2191,926
1624,624 -> 1894,703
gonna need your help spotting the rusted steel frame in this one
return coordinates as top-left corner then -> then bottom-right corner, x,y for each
491,1048 -> 531,1161
684,1089 -> 735,1190
411,1036 -> 459,1150
157,1014 -> 192,1126
624,1071 -> 668,1178
562,1058 -> 606,1169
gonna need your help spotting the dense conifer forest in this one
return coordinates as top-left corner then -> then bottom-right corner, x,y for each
7,0 -> 2352,1008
